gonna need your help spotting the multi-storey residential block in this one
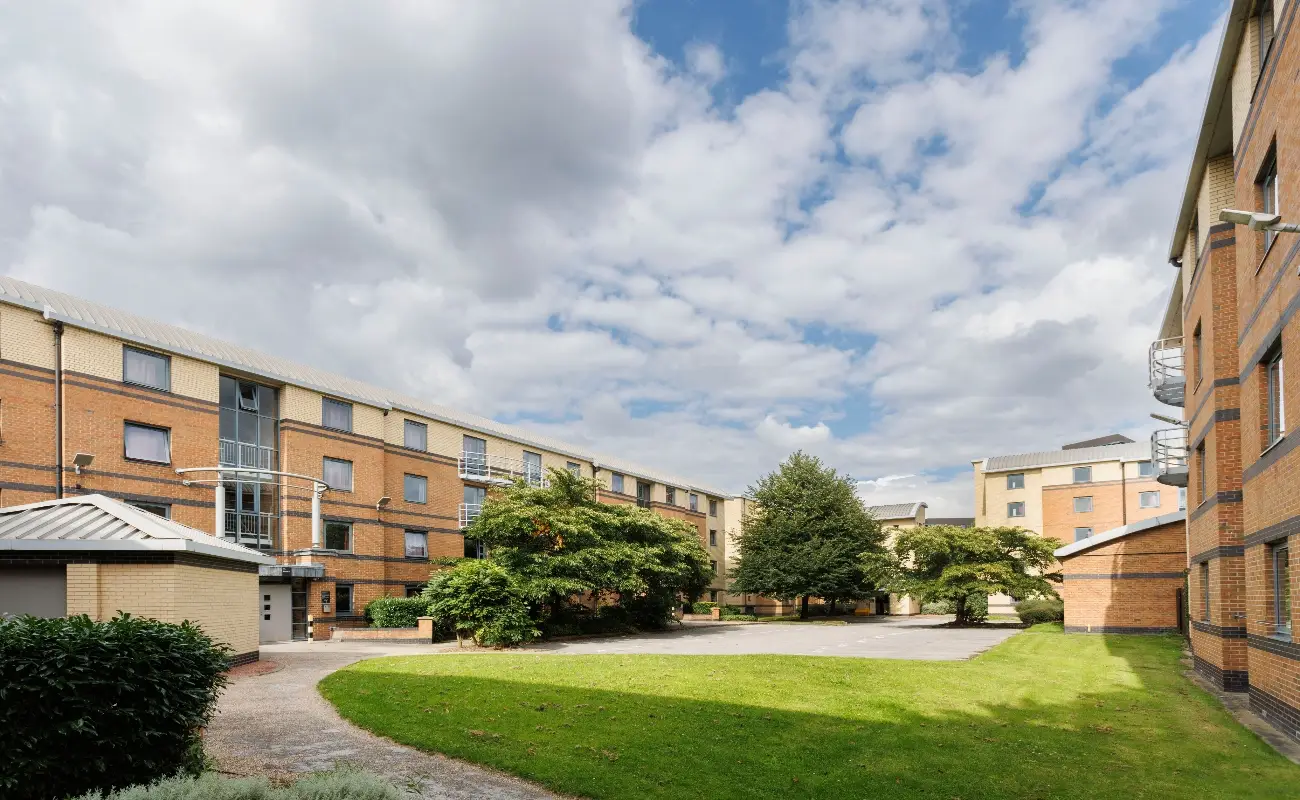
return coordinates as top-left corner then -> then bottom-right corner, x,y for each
0,277 -> 731,641
1150,0 -> 1300,741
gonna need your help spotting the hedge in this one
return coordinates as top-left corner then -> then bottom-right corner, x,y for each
689,601 -> 718,614
0,614 -> 230,800
364,596 -> 430,629
1015,597 -> 1065,625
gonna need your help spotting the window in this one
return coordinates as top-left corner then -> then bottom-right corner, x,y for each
710,560 -> 718,575
666,487 -> 676,505
1137,461 -> 1154,478
404,474 -> 427,504
1007,473 -> 1025,490
404,584 -> 424,598
1074,527 -> 1093,542
1139,491 -> 1161,509
128,501 -> 171,518
611,473 -> 625,493
1273,542 -> 1291,637
1200,562 -> 1211,622
523,451 -> 542,484
404,420 -> 427,451
1192,322 -> 1203,386
1072,466 -> 1092,484
124,422 -> 170,464
404,530 -> 428,559
689,493 -> 699,512
566,461 -> 581,477
324,521 -> 352,552
322,457 -> 353,491
1196,442 -> 1207,504
1260,1 -> 1276,70
1189,211 -> 1200,266
123,347 -> 170,391
463,435 -> 487,476
463,485 -> 485,527
336,584 -> 354,615
322,397 -> 353,432
1007,501 -> 1025,518
1266,344 -> 1286,446
709,499 -> 718,517
709,590 -> 718,603
709,529 -> 717,547
1179,487 -> 1188,511
1073,496 -> 1093,513
636,481 -> 652,509
464,537 -> 486,559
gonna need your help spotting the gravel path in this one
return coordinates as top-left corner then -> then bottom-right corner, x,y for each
206,642 -> 561,799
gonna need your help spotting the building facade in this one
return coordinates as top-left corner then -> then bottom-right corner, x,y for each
1150,0 -> 1300,741
0,277 -> 731,640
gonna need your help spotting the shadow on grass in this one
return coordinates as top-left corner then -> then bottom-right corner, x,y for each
320,629 -> 1297,800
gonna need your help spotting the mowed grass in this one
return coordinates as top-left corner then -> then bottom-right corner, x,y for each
319,626 -> 1298,800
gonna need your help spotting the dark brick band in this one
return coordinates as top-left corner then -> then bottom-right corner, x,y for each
1194,654 -> 1249,693
1248,633 -> 1300,662
1192,620 -> 1247,639
227,650 -> 260,668
1250,685 -> 1300,742
1243,516 -> 1300,549
1189,545 -> 1245,564
1062,572 -> 1184,580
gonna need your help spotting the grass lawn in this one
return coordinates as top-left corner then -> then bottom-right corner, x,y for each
319,625 -> 1298,799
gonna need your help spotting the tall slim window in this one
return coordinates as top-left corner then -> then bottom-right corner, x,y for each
1072,466 -> 1092,484
404,420 -> 427,451
709,499 -> 718,516
1192,322 -> 1203,386
1073,496 -> 1093,513
1007,473 -> 1025,490
322,457 -> 353,491
666,487 -> 676,506
689,493 -> 699,512
1196,443 -> 1207,504
523,451 -> 542,485
404,474 -> 427,504
710,560 -> 718,575
636,481 -> 652,509
1007,502 -> 1025,518
1200,562 -> 1210,622
463,485 -> 486,528
1266,344 -> 1286,446
124,422 -> 170,464
463,435 -> 487,476
322,397 -> 353,432
123,347 -> 170,391
1273,542 -> 1291,637
611,473 -> 625,494
1260,1 -> 1276,68
709,529 -> 717,546
218,376 -> 279,547
1261,151 -> 1280,253
1179,487 -> 1188,511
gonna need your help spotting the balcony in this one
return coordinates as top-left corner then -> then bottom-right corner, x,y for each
224,510 -> 276,550
1151,428 -> 1188,487
459,502 -> 482,529
458,452 -> 548,488
219,439 -> 276,471
1149,337 -> 1185,407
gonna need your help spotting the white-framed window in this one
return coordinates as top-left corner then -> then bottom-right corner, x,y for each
404,474 -> 427,504
1266,343 -> 1285,446
123,347 -> 170,391
404,530 -> 428,559
335,583 -> 354,614
324,521 -> 352,552
404,420 -> 427,451
128,500 -> 171,518
689,493 -> 699,512
709,499 -> 718,517
666,487 -> 676,505
124,422 -> 170,464
1072,466 -> 1092,484
611,473 -> 625,493
1073,496 -> 1093,513
1179,487 -> 1188,510
1262,150 -> 1280,252
464,536 -> 487,559
1273,542 -> 1291,637
322,457 -> 353,491
322,397 -> 353,432
709,529 -> 717,546
1007,501 -> 1025,518
1197,442 -> 1207,504
1074,527 -> 1092,542
566,461 -> 581,477
1007,473 -> 1025,490
1139,491 -> 1161,509
1137,461 -> 1154,478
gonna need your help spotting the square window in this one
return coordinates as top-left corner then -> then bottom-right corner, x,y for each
1007,501 -> 1025,518
404,530 -> 428,559
1074,527 -> 1093,542
128,501 -> 171,518
335,584 -> 354,615
1007,473 -> 1025,490
666,487 -> 676,505
689,493 -> 699,512
464,537 -> 486,559
709,529 -> 717,547
566,461 -> 581,477
1073,496 -> 1093,513
322,397 -> 353,432
124,422 -> 170,464
1139,491 -> 1161,509
611,473 -> 625,493
1137,461 -> 1154,478
404,420 -> 428,451
123,347 -> 170,391
1273,543 -> 1291,637
322,457 -> 353,491
1072,466 -> 1092,484
404,474 -> 427,504
709,499 -> 718,517
324,521 -> 352,552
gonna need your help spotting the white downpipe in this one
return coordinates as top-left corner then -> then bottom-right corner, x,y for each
311,485 -> 323,548
214,474 -> 225,538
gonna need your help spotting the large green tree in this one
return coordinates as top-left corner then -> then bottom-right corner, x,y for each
867,525 -> 1062,625
465,469 -> 713,629
729,452 -> 886,617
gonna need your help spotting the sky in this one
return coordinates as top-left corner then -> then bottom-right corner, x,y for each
0,0 -> 1227,513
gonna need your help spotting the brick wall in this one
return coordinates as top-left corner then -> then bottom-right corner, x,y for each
1059,520 -> 1187,632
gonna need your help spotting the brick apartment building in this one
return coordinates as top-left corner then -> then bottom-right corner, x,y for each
1147,0 -> 1300,741
0,276 -> 731,642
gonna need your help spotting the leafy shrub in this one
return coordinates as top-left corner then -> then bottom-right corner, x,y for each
424,560 -> 540,647
0,614 -> 230,800
1015,597 -> 1065,625
690,601 -> 718,614
364,596 -> 430,629
720,613 -> 759,621
958,592 -> 989,624
723,605 -> 743,615
921,600 -> 953,614
73,766 -> 401,799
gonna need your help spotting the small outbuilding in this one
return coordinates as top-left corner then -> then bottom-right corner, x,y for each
0,494 -> 274,664
1053,510 -> 1187,634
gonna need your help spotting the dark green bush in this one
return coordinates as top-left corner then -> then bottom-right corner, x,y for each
1015,597 -> 1065,625
364,595 -> 430,628
959,592 -> 989,624
921,600 -> 953,614
0,614 -> 230,800
723,604 -> 743,615
690,601 -> 718,614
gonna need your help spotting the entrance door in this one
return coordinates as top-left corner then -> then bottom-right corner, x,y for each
290,578 -> 309,640
875,595 -> 890,615
259,584 -> 292,643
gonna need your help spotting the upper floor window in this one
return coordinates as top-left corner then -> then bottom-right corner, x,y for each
1261,150 -> 1280,253
523,451 -> 542,484
322,397 -> 353,432
1139,491 -> 1161,509
1073,496 -> 1093,513
404,530 -> 428,559
404,474 -> 427,504
1137,461 -> 1154,478
404,420 -> 427,451
689,493 -> 699,512
124,422 -> 170,464
1192,322 -> 1203,386
710,560 -> 718,575
324,521 -> 352,552
1072,466 -> 1092,484
566,461 -> 581,477
1007,473 -> 1024,490
709,529 -> 717,547
666,487 -> 676,506
1007,501 -> 1025,518
1074,527 -> 1092,542
123,347 -> 170,392
636,481 -> 652,509
709,499 -> 718,517
611,473 -> 625,493
322,457 -> 353,491
1266,343 -> 1286,446
1196,443 -> 1207,504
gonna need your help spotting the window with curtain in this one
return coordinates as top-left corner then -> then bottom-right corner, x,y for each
1007,502 -> 1025,518
123,347 -> 170,391
404,420 -> 427,451
322,397 -> 353,432
1139,491 -> 1161,509
404,530 -> 428,559
404,474 -> 427,504
322,457 -> 353,491
124,423 -> 170,463
1007,473 -> 1025,489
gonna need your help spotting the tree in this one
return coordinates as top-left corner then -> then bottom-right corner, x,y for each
729,452 -> 886,617
867,525 -> 1062,625
464,469 -> 713,630
423,559 -> 539,647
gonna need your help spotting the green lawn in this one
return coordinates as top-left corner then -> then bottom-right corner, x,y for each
319,626 -> 1298,799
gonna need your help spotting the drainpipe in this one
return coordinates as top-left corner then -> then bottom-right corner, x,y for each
47,315 -> 65,499
1120,459 -> 1127,525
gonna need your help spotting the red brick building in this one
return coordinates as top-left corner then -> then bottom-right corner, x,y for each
1151,0 -> 1300,741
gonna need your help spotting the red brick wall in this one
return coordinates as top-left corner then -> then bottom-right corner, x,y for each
1059,520 -> 1187,632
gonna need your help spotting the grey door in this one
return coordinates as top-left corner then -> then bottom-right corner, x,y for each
0,568 -> 67,618
259,584 -> 292,643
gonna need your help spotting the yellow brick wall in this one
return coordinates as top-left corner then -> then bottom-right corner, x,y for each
1231,17 -> 1259,151
65,563 -> 101,618
171,355 -> 220,403
282,385 -> 321,425
174,564 -> 259,656
0,305 -> 55,369
1195,156 -> 1237,256
981,467 -> 1044,534
94,563 -> 179,621
62,327 -> 120,380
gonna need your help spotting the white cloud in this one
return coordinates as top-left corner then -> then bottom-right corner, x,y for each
756,416 -> 833,449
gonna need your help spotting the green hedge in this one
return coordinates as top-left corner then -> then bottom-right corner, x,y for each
73,767 -> 401,799
364,596 -> 430,629
1015,597 -> 1065,625
689,602 -> 718,614
720,613 -> 759,621
0,614 -> 229,800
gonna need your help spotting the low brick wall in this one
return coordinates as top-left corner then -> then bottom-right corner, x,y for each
332,616 -> 439,643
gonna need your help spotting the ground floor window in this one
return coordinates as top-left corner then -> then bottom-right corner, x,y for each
335,583 -> 354,615
709,590 -> 718,602
404,530 -> 427,558
464,537 -> 486,559
1200,562 -> 1210,622
404,584 -> 424,598
1273,542 -> 1291,637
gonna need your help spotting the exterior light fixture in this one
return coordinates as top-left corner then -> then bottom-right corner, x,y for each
72,452 -> 94,475
1218,208 -> 1300,233
376,496 -> 391,511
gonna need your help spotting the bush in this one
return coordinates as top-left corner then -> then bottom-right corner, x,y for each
921,600 -> 953,614
958,592 -> 989,624
73,766 -> 401,799
1015,597 -> 1065,625
720,613 -> 759,621
723,605 -> 743,615
690,601 -> 718,614
0,614 -> 230,800
424,560 -> 540,647
364,596 -> 430,629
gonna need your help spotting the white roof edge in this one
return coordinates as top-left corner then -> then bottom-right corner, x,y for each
1053,510 -> 1187,558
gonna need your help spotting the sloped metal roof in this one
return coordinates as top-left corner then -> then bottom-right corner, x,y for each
867,502 -> 926,521
982,441 -> 1151,474
0,276 -> 732,498
1054,510 -> 1186,559
0,495 -> 275,565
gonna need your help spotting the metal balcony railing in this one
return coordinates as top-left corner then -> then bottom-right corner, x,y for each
459,503 -> 482,529
1152,428 -> 1189,488
223,510 -> 277,550
458,452 -> 548,487
219,439 -> 276,471
1149,337 -> 1185,407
